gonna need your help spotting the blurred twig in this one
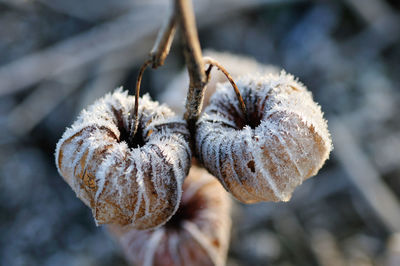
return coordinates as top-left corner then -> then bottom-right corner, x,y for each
311,229 -> 346,266
150,7 -> 177,68
344,0 -> 392,24
0,6 -> 168,96
6,68 -> 89,136
331,118 -> 400,232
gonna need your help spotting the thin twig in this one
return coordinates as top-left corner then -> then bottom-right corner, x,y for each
129,8 -> 178,141
150,10 -> 177,68
130,59 -> 152,141
175,0 -> 207,133
205,64 -> 213,82
203,56 -> 248,122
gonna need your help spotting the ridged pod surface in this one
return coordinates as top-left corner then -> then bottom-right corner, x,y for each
55,89 -> 191,229
196,72 -> 332,203
108,166 -> 232,266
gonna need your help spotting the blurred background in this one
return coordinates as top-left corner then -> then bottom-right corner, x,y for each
1,0 -> 400,265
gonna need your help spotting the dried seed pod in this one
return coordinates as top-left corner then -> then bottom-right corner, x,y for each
55,88 -> 191,229
160,50 -> 279,115
196,72 -> 332,203
108,166 -> 232,266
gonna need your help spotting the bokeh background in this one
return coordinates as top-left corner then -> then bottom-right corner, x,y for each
1,0 -> 400,265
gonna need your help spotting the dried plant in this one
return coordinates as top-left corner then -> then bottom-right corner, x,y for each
54,0 -> 332,265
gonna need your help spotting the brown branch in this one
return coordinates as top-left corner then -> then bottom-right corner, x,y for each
175,0 -> 207,132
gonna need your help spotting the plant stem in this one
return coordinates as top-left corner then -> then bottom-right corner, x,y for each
150,9 -> 177,68
175,0 -> 207,134
203,57 -> 248,122
130,9 -> 177,141
130,59 -> 151,142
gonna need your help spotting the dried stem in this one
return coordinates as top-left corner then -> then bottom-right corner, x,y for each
175,0 -> 207,133
203,56 -> 248,122
205,64 -> 213,82
131,0 -> 246,142
130,59 -> 151,141
150,9 -> 177,68
129,10 -> 177,141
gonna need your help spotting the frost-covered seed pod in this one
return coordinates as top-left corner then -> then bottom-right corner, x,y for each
196,72 -> 332,203
55,89 -> 191,229
108,166 -> 232,266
